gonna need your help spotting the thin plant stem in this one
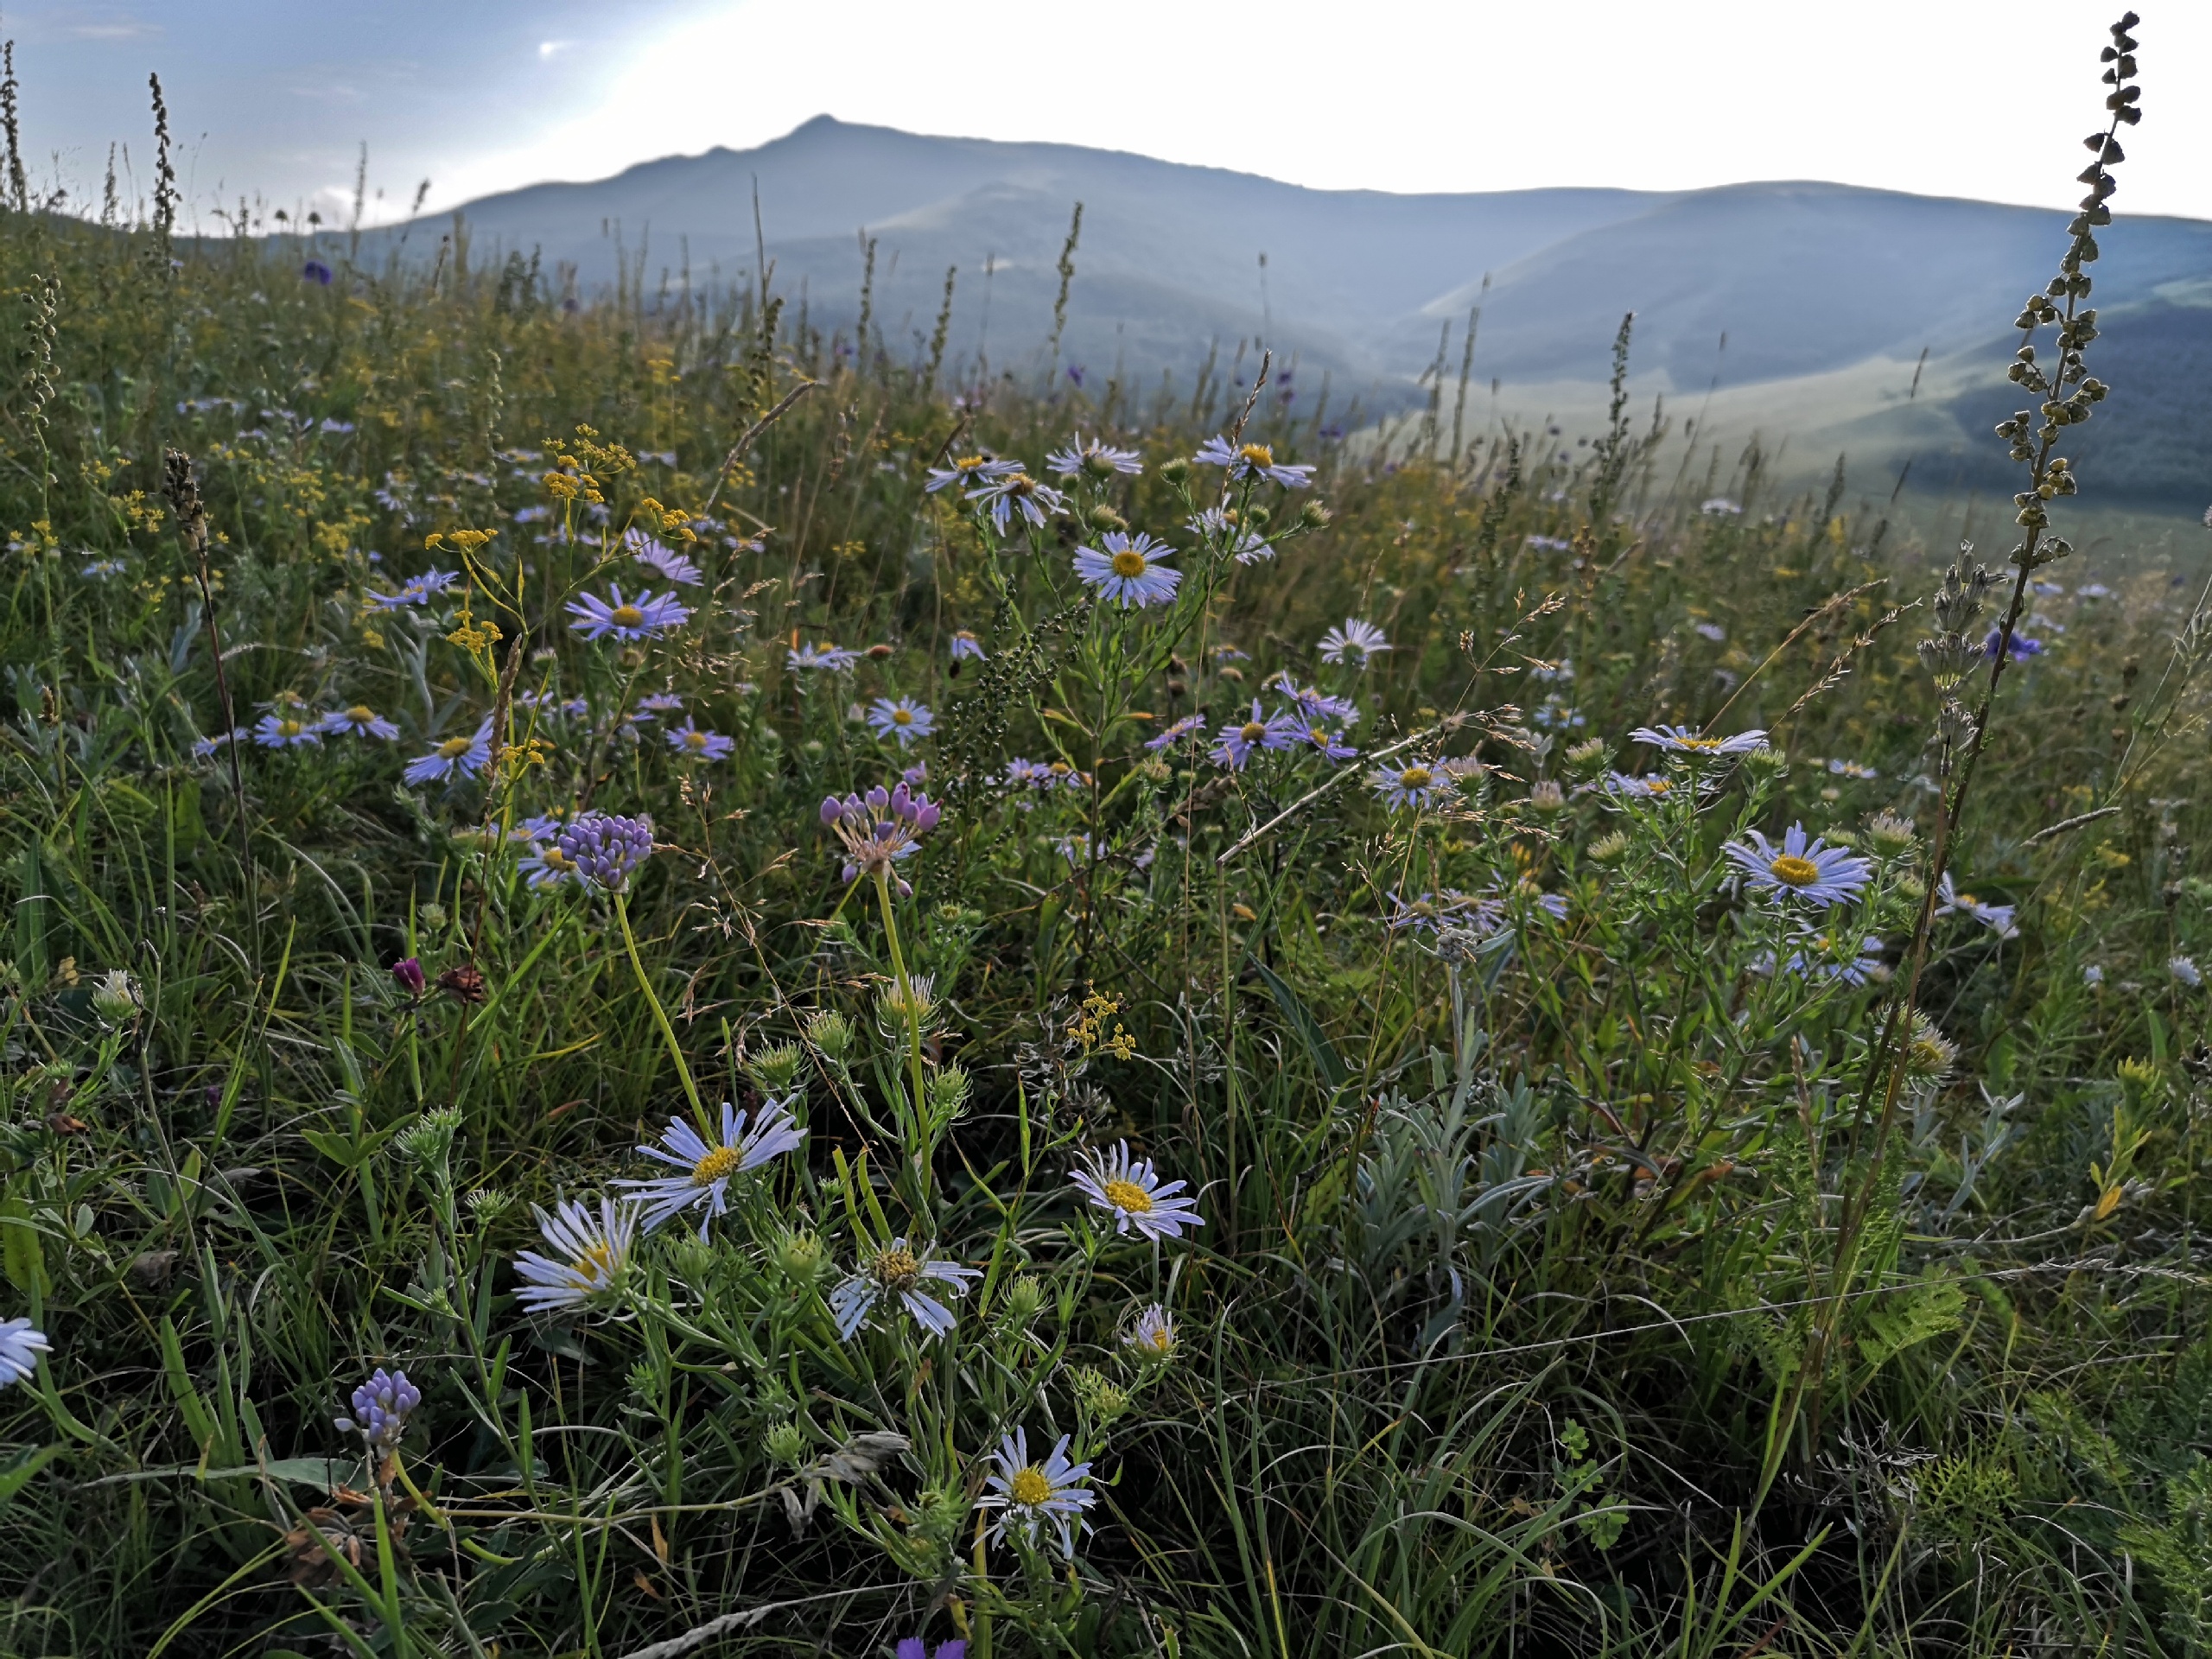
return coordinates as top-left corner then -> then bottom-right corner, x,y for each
614,890 -> 708,1131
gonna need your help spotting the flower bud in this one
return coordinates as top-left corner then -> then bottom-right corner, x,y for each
764,1421 -> 808,1467
746,1041 -> 804,1094
804,1008 -> 855,1059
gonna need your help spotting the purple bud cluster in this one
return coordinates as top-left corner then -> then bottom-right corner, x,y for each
335,1366 -> 422,1453
391,956 -> 427,997
557,811 -> 656,893
820,780 -> 943,893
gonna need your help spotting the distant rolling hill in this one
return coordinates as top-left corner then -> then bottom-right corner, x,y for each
365,116 -> 2212,511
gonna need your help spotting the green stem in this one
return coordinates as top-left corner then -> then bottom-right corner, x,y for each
613,891 -> 709,1131
873,869 -> 929,1137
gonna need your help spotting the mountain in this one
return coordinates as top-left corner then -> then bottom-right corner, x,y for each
368,117 -> 2212,510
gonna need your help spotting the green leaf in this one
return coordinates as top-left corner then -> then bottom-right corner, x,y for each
1252,958 -> 1349,1092
0,1444 -> 61,1510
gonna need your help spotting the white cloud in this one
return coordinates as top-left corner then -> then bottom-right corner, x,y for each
538,40 -> 576,60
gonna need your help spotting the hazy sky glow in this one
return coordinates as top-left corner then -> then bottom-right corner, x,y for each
6,1 -> 2209,226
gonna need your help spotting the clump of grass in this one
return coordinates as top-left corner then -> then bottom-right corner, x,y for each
1,15 -> 2209,1657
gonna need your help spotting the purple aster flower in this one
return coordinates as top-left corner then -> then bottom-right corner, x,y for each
949,630 -> 987,662
1722,823 -> 1872,906
636,692 -> 686,718
565,583 -> 690,642
1209,701 -> 1300,769
1630,724 -> 1769,756
625,528 -> 703,586
302,260 -> 332,285
665,719 -> 734,761
787,642 -> 861,672
391,957 -> 428,997
1073,531 -> 1180,607
1301,724 -> 1359,762
1185,507 -> 1272,563
616,1098 -> 805,1236
925,454 -> 1021,494
866,697 -> 935,747
1003,757 -> 1058,789
897,1640 -> 968,1659
967,471 -> 1066,532
1192,435 -> 1315,488
1319,619 -> 1391,664
403,719 -> 494,786
1045,433 -> 1143,479
518,841 -> 582,889
1071,1141 -> 1203,1242
252,711 -> 324,749
335,1367 -> 421,1454
0,1318 -> 52,1389
977,1427 -> 1096,1557
318,704 -> 401,740
1986,628 -> 2044,660
557,811 -> 656,893
829,1238 -> 980,1339
1144,714 -> 1207,751
1370,758 -> 1445,810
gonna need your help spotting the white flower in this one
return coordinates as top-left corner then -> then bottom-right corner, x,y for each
0,1318 -> 52,1388
1319,618 -> 1390,664
513,1197 -> 643,1314
977,1427 -> 1096,1556
616,1100 -> 804,1236
2171,955 -> 2202,989
1071,1141 -> 1204,1243
1124,1304 -> 1179,1360
829,1239 -> 980,1339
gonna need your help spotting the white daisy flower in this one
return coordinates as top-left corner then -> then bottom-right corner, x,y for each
1319,618 -> 1391,664
513,1197 -> 643,1314
977,1427 -> 1096,1556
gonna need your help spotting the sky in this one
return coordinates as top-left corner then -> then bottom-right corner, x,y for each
5,1 -> 2208,226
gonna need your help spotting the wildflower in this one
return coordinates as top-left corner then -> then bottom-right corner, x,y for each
2083,963 -> 2106,988
1528,779 -> 1566,812
518,841 -> 582,889
194,728 -> 246,759
1776,932 -> 1886,985
513,1197 -> 642,1314
977,1428 -> 1096,1556
665,719 -> 735,761
878,973 -> 938,1030
968,471 -> 1066,532
391,957 -> 427,997
950,630 -> 987,662
335,1367 -> 422,1454
1212,643 -> 1250,662
556,811 -> 656,893
1046,433 -> 1143,478
1193,435 -> 1315,488
626,529 -> 703,586
1866,812 -> 1916,852
829,1238 -> 981,1339
823,781 -> 941,892
867,697 -> 936,747
1630,724 -> 1768,756
1827,758 -> 1880,780
1073,531 -> 1181,607
1722,823 -> 1872,907
1144,714 -> 1206,751
1300,724 -> 1359,762
1370,759 -> 1444,810
0,1319 -> 53,1388
2075,582 -> 2113,599
618,1099 -> 805,1237
82,557 -> 128,578
403,719 -> 494,786
1071,1141 -> 1203,1243
1272,677 -> 1361,727
1209,700 -> 1300,769
251,711 -> 323,749
1185,506 -> 1272,563
1935,873 -> 2018,938
1694,621 -> 1727,643
1125,1304 -> 1179,1360
2172,955 -> 2203,989
787,642 -> 861,672
1985,628 -> 2044,660
1003,757 -> 1058,789
637,692 -> 686,716
1700,498 -> 1744,516
897,1639 -> 968,1659
319,704 -> 401,741
566,583 -> 690,642
89,969 -> 141,1027
1319,618 -> 1391,665
925,454 -> 1021,494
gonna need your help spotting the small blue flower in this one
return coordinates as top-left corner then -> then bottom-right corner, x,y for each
335,1367 -> 421,1453
616,1099 -> 804,1236
1144,715 -> 1206,752
403,720 -> 494,786
0,1317 -> 52,1389
867,697 -> 935,747
558,811 -> 656,892
666,719 -> 735,761
626,528 -> 703,587
1192,435 -> 1314,488
925,454 -> 1021,494
1723,823 -> 1872,907
788,642 -> 860,672
567,584 -> 690,642
1209,701 -> 1300,770
1073,531 -> 1179,607
253,711 -> 324,749
318,704 -> 401,741
966,471 -> 1065,532
1319,619 -> 1390,664
949,630 -> 987,662
1046,434 -> 1142,479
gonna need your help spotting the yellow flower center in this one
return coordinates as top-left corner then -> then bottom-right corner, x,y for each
691,1145 -> 743,1185
1676,736 -> 1722,750
1400,767 -> 1433,789
277,719 -> 303,738
1145,1326 -> 1173,1353
1644,777 -> 1672,795
610,604 -> 645,629
953,454 -> 985,472
564,1240 -> 615,1288
542,847 -> 575,870
876,1248 -> 921,1291
1241,721 -> 1267,743
346,705 -> 375,723
1006,474 -> 1035,494
684,729 -> 710,749
1956,891 -> 1977,906
1770,854 -> 1821,886
1239,442 -> 1275,468
892,707 -> 913,725
1008,1465 -> 1055,1507
438,735 -> 473,758
1102,1177 -> 1154,1214
1109,549 -> 1149,579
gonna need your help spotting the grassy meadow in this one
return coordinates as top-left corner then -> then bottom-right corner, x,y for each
5,20 -> 2212,1657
